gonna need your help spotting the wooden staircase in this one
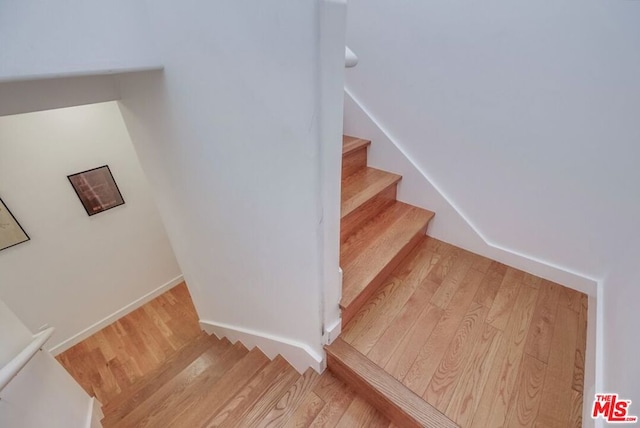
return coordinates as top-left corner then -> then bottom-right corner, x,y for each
326,135 -> 458,427
100,334 -> 320,427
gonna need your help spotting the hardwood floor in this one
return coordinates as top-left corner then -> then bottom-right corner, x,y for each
56,282 -> 391,427
56,282 -> 204,406
341,236 -> 588,428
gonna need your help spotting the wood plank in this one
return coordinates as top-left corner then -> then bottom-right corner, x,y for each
366,278 -> 441,367
402,268 -> 485,395
423,303 -> 489,411
573,294 -> 588,393
341,167 -> 401,219
343,135 -> 371,155
383,302 -> 444,382
342,146 -> 368,178
205,357 -> 291,427
568,389 -> 583,428
483,285 -> 539,428
309,372 -> 357,427
228,362 -> 301,427
326,338 -> 458,428
535,307 -> 579,428
336,396 -> 389,428
341,184 -> 397,244
473,261 -> 508,308
445,324 -> 503,427
341,203 -> 434,324
524,280 -> 561,363
166,348 -> 271,427
114,342 -> 248,428
486,267 -> 524,331
256,369 -> 321,428
283,392 -> 325,428
503,354 -> 547,428
348,273 -> 440,356
430,251 -> 474,309
471,285 -> 539,428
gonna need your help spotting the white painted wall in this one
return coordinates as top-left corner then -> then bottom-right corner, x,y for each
0,0 -> 160,81
0,298 -> 94,428
344,0 -> 640,409
115,0 -> 343,370
0,102 -> 181,353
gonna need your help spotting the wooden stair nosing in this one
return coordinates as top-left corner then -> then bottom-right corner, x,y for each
342,136 -> 371,156
341,167 -> 402,220
102,333 -> 223,416
325,338 -> 459,428
341,184 -> 398,245
340,203 -> 435,314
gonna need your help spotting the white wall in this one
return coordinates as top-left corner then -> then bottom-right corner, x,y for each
0,0 -> 160,81
0,102 -> 181,353
344,0 -> 640,402
0,298 -> 94,428
115,0 -> 342,371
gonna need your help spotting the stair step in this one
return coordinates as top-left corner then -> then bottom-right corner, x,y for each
206,356 -> 294,427
161,347 -> 271,426
341,167 -> 401,242
342,135 -> 371,178
340,202 -> 434,325
216,356 -> 301,427
325,338 -> 458,428
101,334 -> 230,424
108,341 -> 248,428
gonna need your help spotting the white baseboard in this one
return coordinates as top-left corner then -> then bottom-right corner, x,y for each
344,88 -> 603,419
323,317 -> 342,345
49,275 -> 184,355
199,319 -> 325,374
86,397 -> 103,428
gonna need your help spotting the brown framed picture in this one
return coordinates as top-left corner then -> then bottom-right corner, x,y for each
68,165 -> 125,216
0,197 -> 30,252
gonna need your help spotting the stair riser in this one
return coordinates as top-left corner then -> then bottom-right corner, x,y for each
342,146 -> 368,178
341,225 -> 427,326
341,184 -> 397,245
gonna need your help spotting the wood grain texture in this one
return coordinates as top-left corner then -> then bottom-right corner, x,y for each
341,167 -> 401,219
343,135 -> 371,155
341,183 -> 397,244
56,282 -> 204,406
504,354 -> 547,428
326,338 -> 458,428
524,280 -> 561,364
340,202 -> 434,324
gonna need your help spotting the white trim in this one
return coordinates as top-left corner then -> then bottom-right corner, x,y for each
199,319 -> 325,375
0,65 -> 164,84
344,88 -> 598,294
49,275 -> 184,355
344,89 -> 603,419
323,317 -> 342,345
86,397 -> 104,428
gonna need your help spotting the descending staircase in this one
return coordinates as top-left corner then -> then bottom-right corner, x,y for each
100,334 -> 320,427
325,136 -> 458,427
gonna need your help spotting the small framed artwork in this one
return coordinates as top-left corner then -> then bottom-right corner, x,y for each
0,197 -> 30,252
68,165 -> 125,216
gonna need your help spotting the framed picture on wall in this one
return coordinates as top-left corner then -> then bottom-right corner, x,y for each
68,165 -> 125,216
0,197 -> 30,252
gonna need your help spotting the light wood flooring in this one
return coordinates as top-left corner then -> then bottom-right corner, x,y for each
340,235 -> 588,428
56,283 -> 205,406
55,283 -> 392,427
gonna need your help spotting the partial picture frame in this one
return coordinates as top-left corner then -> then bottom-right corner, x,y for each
68,165 -> 125,216
0,197 -> 30,252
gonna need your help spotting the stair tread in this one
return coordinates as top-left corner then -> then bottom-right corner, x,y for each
102,333 -> 223,417
341,167 -> 402,219
340,202 -> 434,310
217,356 -> 301,427
206,356 -> 294,427
325,338 -> 458,428
162,347 -> 271,426
110,341 -> 248,428
343,135 -> 371,156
